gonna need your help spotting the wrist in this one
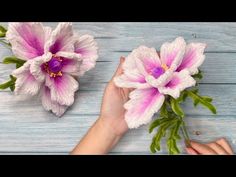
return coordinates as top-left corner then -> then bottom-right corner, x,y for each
97,116 -> 121,142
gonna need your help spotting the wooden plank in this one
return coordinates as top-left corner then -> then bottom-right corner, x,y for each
0,84 -> 234,117
1,23 -> 236,52
0,116 -> 235,154
0,52 -> 236,84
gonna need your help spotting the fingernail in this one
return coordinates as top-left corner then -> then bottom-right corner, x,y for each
120,56 -> 125,62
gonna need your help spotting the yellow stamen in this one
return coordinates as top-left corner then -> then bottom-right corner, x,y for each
161,63 -> 169,71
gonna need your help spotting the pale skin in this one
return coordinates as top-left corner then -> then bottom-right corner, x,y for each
71,57 -> 234,155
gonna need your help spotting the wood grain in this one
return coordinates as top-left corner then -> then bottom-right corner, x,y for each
0,22 -> 235,154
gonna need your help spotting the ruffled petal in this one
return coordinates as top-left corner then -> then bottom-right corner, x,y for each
30,52 -> 52,82
74,35 -> 98,76
124,88 -> 165,128
160,37 -> 186,69
45,74 -> 79,106
145,68 -> 174,87
12,61 -> 42,95
130,46 -> 161,75
61,58 -> 80,75
6,22 -> 51,60
114,69 -> 151,89
41,86 -> 68,117
158,70 -> 196,99
45,22 -> 74,54
177,43 -> 206,74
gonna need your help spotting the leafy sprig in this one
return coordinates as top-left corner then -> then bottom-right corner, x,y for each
149,70 -> 217,154
0,56 -> 25,92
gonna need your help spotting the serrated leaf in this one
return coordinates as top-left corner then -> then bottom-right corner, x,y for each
187,91 -> 217,114
149,117 -> 173,133
202,96 -> 213,102
170,97 -> 184,118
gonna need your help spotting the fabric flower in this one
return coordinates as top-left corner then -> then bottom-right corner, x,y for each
6,22 -> 98,116
114,37 -> 206,128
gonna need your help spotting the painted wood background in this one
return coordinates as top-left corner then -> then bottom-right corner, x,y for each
0,22 -> 236,155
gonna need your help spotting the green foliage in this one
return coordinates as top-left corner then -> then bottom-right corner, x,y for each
0,25 -> 7,37
186,90 -> 216,114
192,70 -> 203,80
0,75 -> 16,91
3,56 -> 26,68
149,70 -> 217,154
170,97 -> 184,118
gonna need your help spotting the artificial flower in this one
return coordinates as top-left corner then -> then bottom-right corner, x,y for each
114,37 -> 206,128
6,22 -> 98,116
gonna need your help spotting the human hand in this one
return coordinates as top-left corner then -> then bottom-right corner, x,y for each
99,56 -> 132,136
186,138 -> 234,155
71,57 -> 132,154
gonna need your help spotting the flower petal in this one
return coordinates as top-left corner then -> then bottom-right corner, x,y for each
177,43 -> 206,74
30,52 -> 52,82
12,61 -> 42,95
45,22 -> 74,54
145,68 -> 174,87
160,37 -> 186,69
123,46 -> 161,77
45,74 -> 79,106
114,46 -> 160,89
158,70 -> 196,99
56,51 -> 82,75
124,88 -> 165,128
41,86 -> 68,117
74,35 -> 98,76
6,22 -> 51,60
114,69 -> 151,89
61,58 -> 81,75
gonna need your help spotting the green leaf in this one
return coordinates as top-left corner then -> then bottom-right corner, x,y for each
167,138 -> 180,154
192,70 -> 203,80
193,99 -> 199,107
3,56 -> 26,68
149,118 -> 163,133
187,90 -> 217,114
150,140 -> 157,153
159,102 -> 168,118
170,97 -> 184,118
0,25 -> 7,37
167,120 -> 182,155
0,80 -> 13,89
0,75 -> 16,91
151,119 -> 177,152
202,96 -> 213,102
177,91 -> 188,103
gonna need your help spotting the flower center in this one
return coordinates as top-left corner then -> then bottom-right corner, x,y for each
43,55 -> 63,78
151,63 -> 169,78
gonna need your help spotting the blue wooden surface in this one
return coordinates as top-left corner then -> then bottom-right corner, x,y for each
0,22 -> 236,154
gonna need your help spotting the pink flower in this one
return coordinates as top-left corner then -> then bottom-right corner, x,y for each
6,22 -> 98,116
114,37 -> 206,128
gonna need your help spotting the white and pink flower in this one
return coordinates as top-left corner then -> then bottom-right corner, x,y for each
6,22 -> 98,116
114,37 -> 206,128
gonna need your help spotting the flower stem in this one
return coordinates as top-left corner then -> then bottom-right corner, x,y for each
181,121 -> 190,146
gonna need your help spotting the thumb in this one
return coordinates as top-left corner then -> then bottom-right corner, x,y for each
113,56 -> 125,78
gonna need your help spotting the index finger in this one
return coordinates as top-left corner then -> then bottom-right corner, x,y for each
189,141 -> 217,155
